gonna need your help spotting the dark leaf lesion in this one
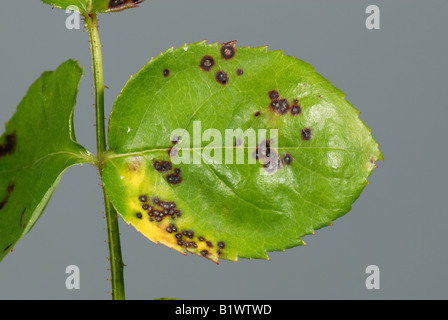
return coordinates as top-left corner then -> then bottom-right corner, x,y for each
107,0 -> 143,12
0,182 -> 15,211
20,208 -> 27,228
2,243 -> 13,253
0,132 -> 17,158
301,128 -> 312,141
109,0 -> 142,9
220,43 -> 236,60
199,56 -> 215,72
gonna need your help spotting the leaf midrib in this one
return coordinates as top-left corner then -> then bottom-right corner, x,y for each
104,146 -> 362,161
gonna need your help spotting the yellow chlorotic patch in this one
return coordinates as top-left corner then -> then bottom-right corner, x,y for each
117,155 -> 222,263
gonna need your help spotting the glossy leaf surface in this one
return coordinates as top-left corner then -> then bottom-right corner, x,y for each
103,41 -> 382,263
0,60 -> 91,261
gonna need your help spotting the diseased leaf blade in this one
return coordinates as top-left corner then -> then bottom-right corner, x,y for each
40,0 -> 145,14
0,60 -> 91,262
103,41 -> 382,263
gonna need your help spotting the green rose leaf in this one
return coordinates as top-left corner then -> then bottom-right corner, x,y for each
0,60 -> 92,262
103,41 -> 382,263
40,0 -> 145,15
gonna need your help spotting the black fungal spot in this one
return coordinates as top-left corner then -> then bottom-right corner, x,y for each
215,71 -> 229,85
174,168 -> 181,175
0,132 -> 17,158
302,128 -> 312,141
291,105 -> 301,116
144,197 -> 179,223
163,69 -> 170,77
198,237 -> 205,242
2,243 -> 13,253
167,174 -> 182,185
267,91 -> 293,115
139,195 -> 148,203
109,0 -> 142,9
182,230 -> 194,239
142,204 -> 150,210
20,208 -> 26,228
166,224 -> 177,233
268,90 -> 279,100
0,182 -> 15,211
291,99 -> 301,116
199,56 -> 215,71
177,240 -> 184,246
162,161 -> 172,171
236,68 -> 244,76
218,241 -> 226,249
159,201 -> 175,209
185,241 -> 196,248
221,44 -> 236,60
200,250 -> 209,257
254,111 -> 261,117
153,160 -> 172,172
206,241 -> 213,247
280,99 -> 290,113
270,100 -> 280,113
271,99 -> 289,115
109,0 -> 126,8
136,212 -> 143,219
283,153 -> 293,166
175,233 -> 182,239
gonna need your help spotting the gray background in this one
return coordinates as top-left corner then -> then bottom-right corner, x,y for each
0,0 -> 447,300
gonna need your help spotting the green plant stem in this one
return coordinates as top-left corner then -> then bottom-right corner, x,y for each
85,13 -> 125,300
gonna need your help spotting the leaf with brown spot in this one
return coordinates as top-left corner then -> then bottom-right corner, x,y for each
102,41 -> 382,263
0,60 -> 91,262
